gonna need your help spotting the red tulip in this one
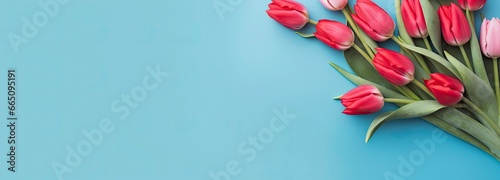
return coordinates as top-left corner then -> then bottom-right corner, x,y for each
320,0 -> 348,11
266,0 -> 309,30
458,0 -> 486,11
314,20 -> 355,50
373,48 -> 415,86
425,73 -> 465,106
480,18 -> 500,58
438,3 -> 471,46
340,84 -> 384,115
401,0 -> 428,38
351,0 -> 395,42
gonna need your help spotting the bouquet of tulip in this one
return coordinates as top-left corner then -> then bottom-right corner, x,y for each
266,0 -> 500,161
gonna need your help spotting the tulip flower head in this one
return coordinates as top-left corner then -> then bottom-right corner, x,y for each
373,48 -> 415,86
425,73 -> 465,106
340,84 -> 384,115
320,0 -> 348,11
314,20 -> 355,50
480,18 -> 500,59
401,0 -> 428,38
438,3 -> 472,46
351,0 -> 395,42
458,0 -> 486,11
266,0 -> 309,30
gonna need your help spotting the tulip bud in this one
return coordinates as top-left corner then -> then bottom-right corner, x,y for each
351,0 -> 395,42
266,0 -> 309,30
373,48 -> 415,86
438,3 -> 472,46
340,84 -> 384,115
480,18 -> 500,59
458,0 -> 486,11
424,73 -> 465,106
320,0 -> 348,11
314,20 -> 355,50
401,0 -> 428,38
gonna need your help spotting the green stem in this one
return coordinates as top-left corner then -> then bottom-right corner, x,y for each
391,36 -> 402,45
454,104 -> 468,109
463,97 -> 500,136
421,37 -> 434,74
308,19 -> 317,25
423,36 -> 433,52
295,32 -> 315,38
494,58 -> 500,116
401,86 -> 421,100
384,98 -> 415,104
395,86 -> 412,99
411,79 -> 434,98
341,8 -> 374,58
467,10 -> 475,26
413,49 -> 432,75
459,45 -> 473,70
352,44 -> 372,64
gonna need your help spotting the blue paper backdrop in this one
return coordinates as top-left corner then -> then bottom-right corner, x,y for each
0,0 -> 499,179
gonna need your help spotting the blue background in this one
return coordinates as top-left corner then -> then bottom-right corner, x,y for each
0,0 -> 499,179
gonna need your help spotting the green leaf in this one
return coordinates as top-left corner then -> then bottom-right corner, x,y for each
422,114 -> 499,160
395,0 -> 414,46
366,100 -> 447,142
443,43 -> 469,68
484,57 -> 497,90
420,0 -> 443,55
445,52 -> 499,123
330,62 -> 500,160
397,39 -> 459,76
466,11 -> 490,86
329,62 -> 407,99
433,108 -> 500,156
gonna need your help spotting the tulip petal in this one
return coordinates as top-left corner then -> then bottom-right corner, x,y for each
266,9 -> 308,29
373,48 -> 415,86
320,0 -> 348,11
439,5 -> 457,45
430,73 -> 465,92
343,95 -> 384,115
271,0 -> 308,16
425,73 -> 465,106
352,1 -> 394,42
481,18 -> 490,57
341,84 -> 381,101
402,0 -> 427,38
484,18 -> 500,58
428,85 -> 464,106
458,0 -> 486,11
450,4 -> 471,45
314,20 -> 354,50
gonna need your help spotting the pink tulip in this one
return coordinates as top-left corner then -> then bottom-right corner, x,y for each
351,0 -> 395,42
425,73 -> 465,106
373,48 -> 415,86
458,0 -> 486,11
266,0 -> 309,30
320,0 -> 348,11
438,3 -> 471,46
314,20 -> 355,50
401,0 -> 428,38
480,18 -> 500,58
340,84 -> 384,115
